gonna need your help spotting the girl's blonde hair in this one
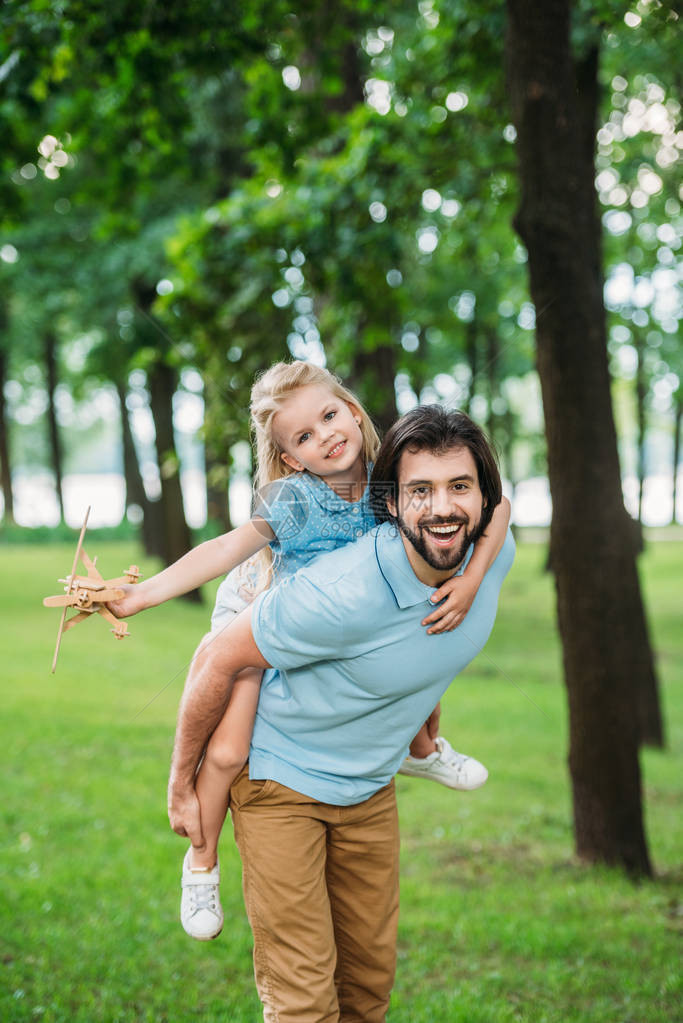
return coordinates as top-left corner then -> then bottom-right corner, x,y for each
243,360 -> 380,593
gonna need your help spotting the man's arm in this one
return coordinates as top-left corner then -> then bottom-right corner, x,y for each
167,606 -> 271,846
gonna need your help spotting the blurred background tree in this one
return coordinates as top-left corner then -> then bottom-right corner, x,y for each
1,0 -> 680,873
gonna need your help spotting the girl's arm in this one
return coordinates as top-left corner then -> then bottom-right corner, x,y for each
421,496 -> 511,635
108,517 -> 275,618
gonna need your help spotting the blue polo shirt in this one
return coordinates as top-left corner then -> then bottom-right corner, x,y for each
249,522 -> 515,805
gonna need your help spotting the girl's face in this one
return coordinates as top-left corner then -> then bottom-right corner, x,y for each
273,383 -> 365,481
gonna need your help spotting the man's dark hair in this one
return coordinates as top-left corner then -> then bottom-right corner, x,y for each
370,405 -> 502,534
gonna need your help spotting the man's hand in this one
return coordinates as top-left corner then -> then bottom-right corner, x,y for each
168,780 -> 205,851
421,574 -> 479,634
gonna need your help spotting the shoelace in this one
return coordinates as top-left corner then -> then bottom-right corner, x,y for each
439,748 -> 469,775
187,882 -> 219,916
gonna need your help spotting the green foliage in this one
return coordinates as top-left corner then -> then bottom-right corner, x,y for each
597,3 -> 682,425
1,0 -> 680,490
158,0 -> 538,460
0,518 -> 139,545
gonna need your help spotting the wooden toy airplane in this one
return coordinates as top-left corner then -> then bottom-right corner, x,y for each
43,507 -> 141,673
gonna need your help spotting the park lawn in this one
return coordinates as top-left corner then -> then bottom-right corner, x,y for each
0,537 -> 680,1023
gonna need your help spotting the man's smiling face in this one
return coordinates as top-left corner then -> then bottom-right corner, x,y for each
387,446 -> 486,582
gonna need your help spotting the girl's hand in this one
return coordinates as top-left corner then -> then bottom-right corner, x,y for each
421,575 -> 479,634
106,584 -> 146,619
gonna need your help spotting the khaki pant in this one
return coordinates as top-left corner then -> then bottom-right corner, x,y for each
229,767 -> 400,1023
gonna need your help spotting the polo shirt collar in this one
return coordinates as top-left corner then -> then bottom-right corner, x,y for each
374,521 -> 473,609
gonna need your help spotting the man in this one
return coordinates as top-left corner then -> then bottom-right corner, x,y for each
168,405 -> 515,1022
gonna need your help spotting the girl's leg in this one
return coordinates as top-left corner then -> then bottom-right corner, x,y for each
402,703 -> 488,790
190,667 -> 262,869
408,722 -> 437,758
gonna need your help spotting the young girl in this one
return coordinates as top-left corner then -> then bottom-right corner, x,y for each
110,360 -> 510,941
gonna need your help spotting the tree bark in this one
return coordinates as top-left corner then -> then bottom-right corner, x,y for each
44,331 -> 64,522
147,360 -> 201,602
506,0 -> 659,874
0,334 -> 14,524
114,379 -> 164,559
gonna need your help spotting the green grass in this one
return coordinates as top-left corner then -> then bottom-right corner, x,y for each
1,539 -> 680,1022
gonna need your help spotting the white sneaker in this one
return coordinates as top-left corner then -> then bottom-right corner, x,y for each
180,849 -> 224,941
398,736 -> 488,791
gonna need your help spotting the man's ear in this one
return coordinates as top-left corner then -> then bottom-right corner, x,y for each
386,491 -> 397,519
280,451 -> 305,473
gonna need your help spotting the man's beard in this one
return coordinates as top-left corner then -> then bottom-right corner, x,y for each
396,512 -> 485,572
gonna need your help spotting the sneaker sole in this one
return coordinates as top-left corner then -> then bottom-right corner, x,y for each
182,920 -> 224,941
397,766 -> 488,790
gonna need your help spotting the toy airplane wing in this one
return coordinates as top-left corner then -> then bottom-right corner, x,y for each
42,507 -> 141,673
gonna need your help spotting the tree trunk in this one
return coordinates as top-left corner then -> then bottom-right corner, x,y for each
114,379 -> 164,559
44,331 -> 64,522
316,21 -> 397,441
464,319 -> 479,417
205,445 -> 232,533
348,342 -> 397,439
672,396 -> 681,526
324,35 -> 365,113
485,329 -> 501,445
147,360 -> 201,602
501,406 -> 517,516
506,0 -> 659,875
634,330 -> 647,529
0,335 -> 14,524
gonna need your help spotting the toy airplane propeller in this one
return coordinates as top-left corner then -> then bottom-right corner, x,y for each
43,507 -> 141,673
